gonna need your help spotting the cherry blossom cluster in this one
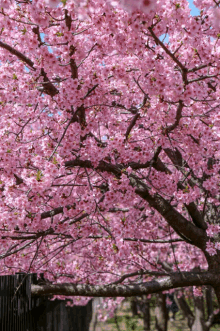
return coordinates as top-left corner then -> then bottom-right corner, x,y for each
0,0 -> 219,305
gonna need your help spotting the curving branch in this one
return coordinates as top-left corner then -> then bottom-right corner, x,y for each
164,100 -> 184,133
125,113 -> 140,139
65,157 -> 170,175
64,156 -> 207,248
134,183 -> 207,249
65,159 -> 123,177
31,271 -> 220,297
164,148 -> 207,230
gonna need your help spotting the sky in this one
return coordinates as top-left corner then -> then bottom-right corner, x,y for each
187,0 -> 200,16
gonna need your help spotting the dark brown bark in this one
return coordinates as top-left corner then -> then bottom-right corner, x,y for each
130,298 -> 138,317
0,40 -> 35,69
164,148 -> 207,230
135,186 -> 207,249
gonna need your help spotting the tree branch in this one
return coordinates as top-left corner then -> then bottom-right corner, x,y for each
164,100 -> 184,133
123,237 -> 184,243
64,156 -> 206,247
148,28 -> 188,84
0,40 -> 35,69
31,271 -> 220,297
0,41 -> 58,96
40,68 -> 59,96
164,148 -> 207,230
134,184 -> 206,249
65,159 -> 123,177
125,113 -> 140,139
70,58 -> 78,79
109,270 -> 168,285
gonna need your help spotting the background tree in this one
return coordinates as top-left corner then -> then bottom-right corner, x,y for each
1,0 -> 220,320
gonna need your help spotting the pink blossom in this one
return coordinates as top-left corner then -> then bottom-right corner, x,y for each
120,0 -> 156,13
212,8 -> 220,30
45,0 -> 61,8
0,0 -> 219,307
206,241 -> 217,256
206,224 -> 220,238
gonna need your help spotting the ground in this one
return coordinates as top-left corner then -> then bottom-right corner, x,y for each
95,300 -> 220,331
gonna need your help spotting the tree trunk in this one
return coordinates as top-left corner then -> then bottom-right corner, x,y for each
214,286 -> 220,307
190,295 -> 208,331
130,297 -> 138,317
155,293 -> 168,331
89,298 -> 100,331
142,296 -> 151,331
175,292 -> 194,329
205,286 -> 213,319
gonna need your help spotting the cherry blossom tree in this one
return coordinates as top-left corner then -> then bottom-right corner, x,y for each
1,0 -> 220,323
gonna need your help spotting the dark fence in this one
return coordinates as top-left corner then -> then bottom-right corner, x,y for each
0,273 -> 93,331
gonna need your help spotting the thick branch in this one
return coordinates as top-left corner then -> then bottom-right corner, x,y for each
164,148 -> 207,230
65,159 -> 123,177
0,41 -> 58,96
125,113 -> 140,139
123,237 -> 184,243
40,69 -> 59,96
70,59 -> 78,79
65,157 -> 169,175
31,271 -> 219,297
135,185 -> 206,249
64,157 -> 206,247
165,100 -> 184,133
0,41 -> 34,69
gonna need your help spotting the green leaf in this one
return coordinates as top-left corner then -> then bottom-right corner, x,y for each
112,244 -> 119,253
52,157 -> 58,165
56,32 -> 64,37
121,216 -> 126,224
21,27 -> 27,35
183,185 -> 189,193
27,211 -> 33,218
36,170 -> 43,181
